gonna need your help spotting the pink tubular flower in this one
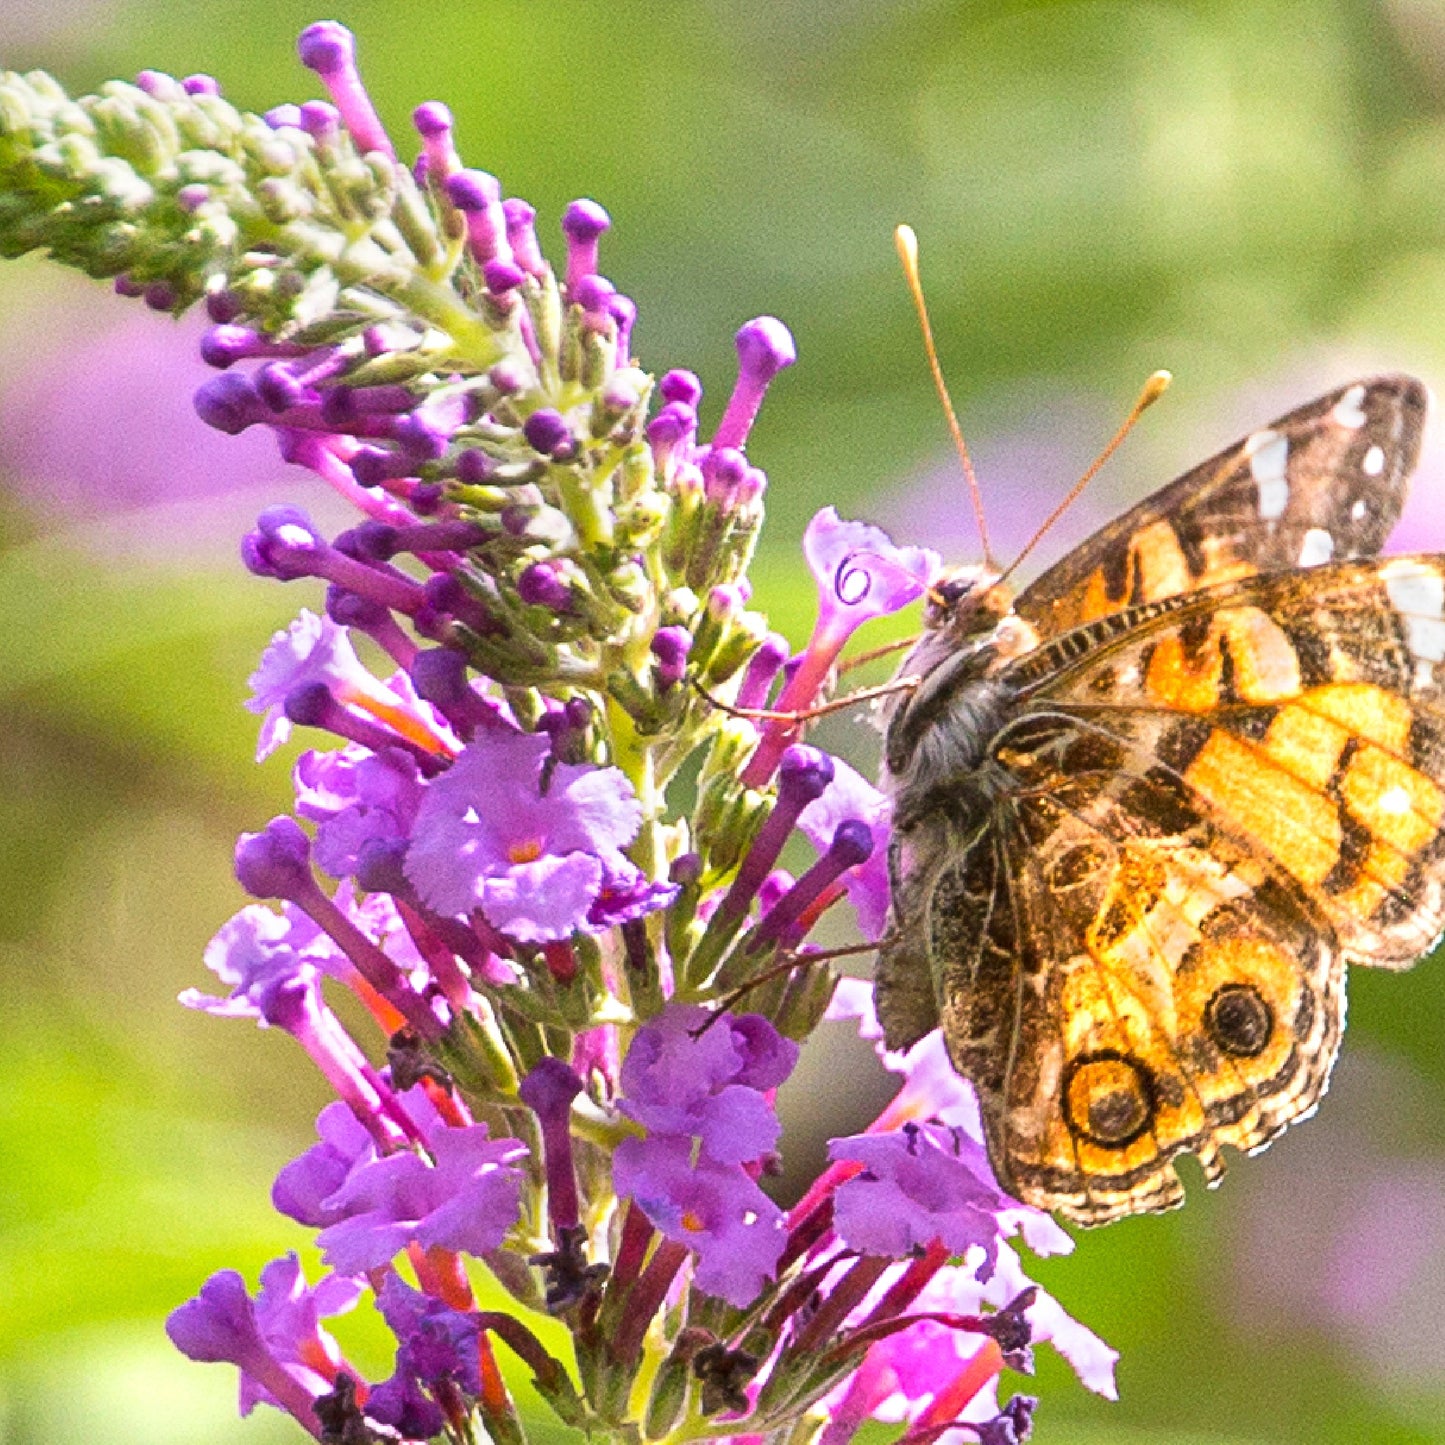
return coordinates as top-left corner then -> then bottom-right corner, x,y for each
743,509 -> 939,786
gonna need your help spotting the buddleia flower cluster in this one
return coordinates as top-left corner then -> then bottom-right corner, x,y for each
0,22 -> 1118,1445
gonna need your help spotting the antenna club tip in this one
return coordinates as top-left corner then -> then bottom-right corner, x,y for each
1141,370 -> 1172,407
894,224 -> 919,269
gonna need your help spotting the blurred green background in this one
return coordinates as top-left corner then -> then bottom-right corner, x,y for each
4,0 -> 1445,1441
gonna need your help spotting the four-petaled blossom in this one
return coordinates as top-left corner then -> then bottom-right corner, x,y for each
831,1123 -> 1017,1281
293,744 -> 424,878
618,1004 -> 798,1164
613,1135 -> 787,1307
313,1122 -> 527,1273
247,610 -> 400,761
404,728 -> 648,941
802,506 -> 941,648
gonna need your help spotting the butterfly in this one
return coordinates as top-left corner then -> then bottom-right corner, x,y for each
875,375 -> 1439,1225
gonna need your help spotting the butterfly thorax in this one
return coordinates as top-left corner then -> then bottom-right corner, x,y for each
883,565 -> 1042,831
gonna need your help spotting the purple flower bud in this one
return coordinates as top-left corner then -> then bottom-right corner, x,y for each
562,198 -> 611,243
199,326 -> 254,368
205,288 -> 243,323
609,294 -> 636,358
565,697 -> 593,731
134,70 -> 172,97
562,198 -> 611,291
483,258 -> 527,295
502,197 -> 545,277
256,363 -> 307,413
413,100 -> 451,137
348,447 -> 404,486
519,1058 -> 585,1232
264,103 -> 303,130
354,835 -> 411,895
646,407 -> 687,447
394,410 -> 451,461
144,281 -> 177,312
573,273 -> 616,316
413,103 -> 459,184
517,561 -> 573,612
456,448 -> 495,483
325,586 -> 389,630
113,273 -> 145,298
235,817 -> 314,902
194,373 -> 262,434
182,73 -> 220,96
410,647 -> 471,705
712,316 -> 797,451
660,369 -> 702,407
777,745 -> 834,809
298,100 -> 341,142
703,447 -> 748,506
736,632 -> 790,710
523,408 -> 572,458
445,170 -> 510,265
670,852 -> 702,886
411,483 -> 444,515
176,184 -> 210,213
283,681 -> 335,728
297,21 -> 394,157
340,521 -> 400,561
651,627 -> 692,689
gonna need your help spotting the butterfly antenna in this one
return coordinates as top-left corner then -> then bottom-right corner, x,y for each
896,225 -> 995,569
992,369 -> 1173,593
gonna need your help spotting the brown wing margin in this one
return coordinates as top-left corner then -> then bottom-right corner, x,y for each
1013,376 -> 1428,638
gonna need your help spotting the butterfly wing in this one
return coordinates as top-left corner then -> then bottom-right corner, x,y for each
900,557 -> 1445,1223
1012,376 -> 1428,637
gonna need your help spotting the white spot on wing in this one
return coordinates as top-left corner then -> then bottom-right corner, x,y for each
1247,430 -> 1289,519
1384,559 -> 1445,663
1332,384 -> 1367,429
1351,499 -> 1368,521
1363,444 -> 1386,476
1379,784 -> 1411,815
1298,528 -> 1333,567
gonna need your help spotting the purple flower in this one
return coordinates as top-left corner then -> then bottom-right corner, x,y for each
314,1122 -> 526,1273
367,1275 -> 482,1438
831,1123 -> 1015,1280
618,1004 -> 797,1165
166,1262 -> 347,1430
801,507 -> 939,645
293,745 -> 424,878
613,1135 -> 786,1307
798,758 -> 893,941
273,1087 -> 446,1226
246,610 -> 389,761
242,1255 -> 363,1415
403,729 -> 645,941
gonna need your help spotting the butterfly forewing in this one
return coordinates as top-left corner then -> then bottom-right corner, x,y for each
1014,375 -> 1428,637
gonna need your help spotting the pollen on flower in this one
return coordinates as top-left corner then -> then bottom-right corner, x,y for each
507,838 -> 545,865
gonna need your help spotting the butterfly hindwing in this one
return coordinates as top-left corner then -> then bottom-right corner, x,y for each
1013,375 -> 1428,637
917,726 -> 1344,1224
